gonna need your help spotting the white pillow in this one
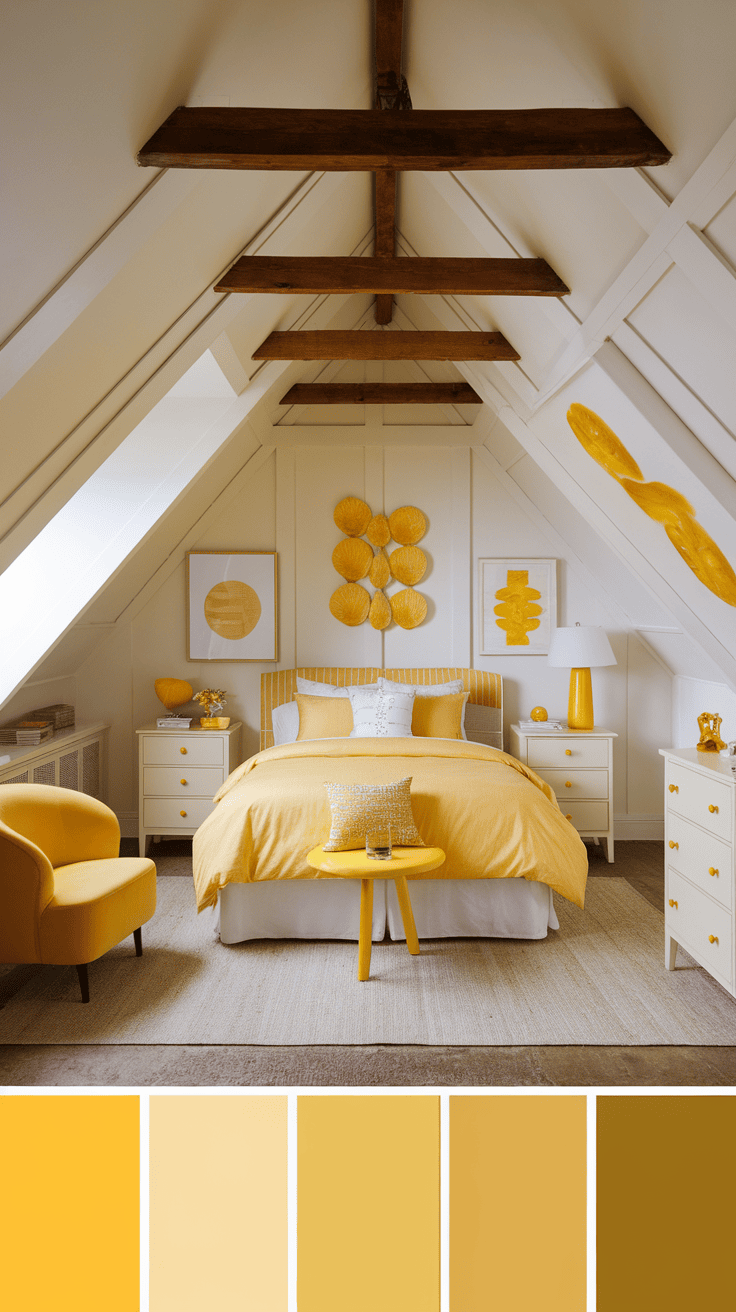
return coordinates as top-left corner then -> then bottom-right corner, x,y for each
296,676 -> 378,699
271,700 -> 300,746
379,676 -> 467,738
347,686 -> 415,738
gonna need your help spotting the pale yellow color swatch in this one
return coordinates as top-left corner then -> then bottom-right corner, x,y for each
0,1095 -> 139,1311
451,1096 -> 586,1312
150,1096 -> 287,1312
298,1095 -> 440,1312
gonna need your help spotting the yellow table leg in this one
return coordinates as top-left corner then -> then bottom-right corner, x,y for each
358,878 -> 373,981
394,875 -> 420,956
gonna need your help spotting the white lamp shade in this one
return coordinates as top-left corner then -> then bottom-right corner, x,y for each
547,626 -> 616,668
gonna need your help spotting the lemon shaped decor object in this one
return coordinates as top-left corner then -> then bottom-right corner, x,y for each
369,550 -> 391,589
332,536 -> 374,582
204,580 -> 261,639
567,404 -> 644,481
390,588 -> 428,629
329,583 -> 371,626
618,479 -> 695,527
388,505 -> 427,546
366,513 -> 391,547
154,678 -> 193,711
389,545 -> 427,586
369,590 -> 392,630
334,496 -> 372,537
530,706 -> 548,722
665,516 -> 736,607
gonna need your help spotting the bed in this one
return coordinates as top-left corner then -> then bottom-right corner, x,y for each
192,668 -> 588,944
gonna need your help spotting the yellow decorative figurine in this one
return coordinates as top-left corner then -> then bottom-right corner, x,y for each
696,711 -> 727,752
530,707 -> 548,722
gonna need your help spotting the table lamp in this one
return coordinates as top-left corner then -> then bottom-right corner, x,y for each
547,624 -> 616,731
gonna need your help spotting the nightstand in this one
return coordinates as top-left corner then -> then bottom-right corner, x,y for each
660,747 -> 735,997
135,722 -> 241,856
510,724 -> 617,862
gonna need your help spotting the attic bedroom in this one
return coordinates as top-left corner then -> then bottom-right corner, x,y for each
2,0 -> 736,1090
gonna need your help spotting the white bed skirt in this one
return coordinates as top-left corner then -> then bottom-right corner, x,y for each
217,878 -> 558,944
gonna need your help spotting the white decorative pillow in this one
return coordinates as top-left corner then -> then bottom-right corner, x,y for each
296,676 -> 378,699
323,776 -> 425,851
271,700 -> 300,746
347,686 -> 415,738
379,676 -> 464,697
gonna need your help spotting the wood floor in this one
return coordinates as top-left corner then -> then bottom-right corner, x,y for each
2,840 -> 736,1087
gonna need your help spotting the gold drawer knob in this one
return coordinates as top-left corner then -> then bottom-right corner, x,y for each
709,804 -> 718,813
709,867 -> 719,877
669,899 -> 678,908
669,784 -> 678,793
565,813 -> 573,821
669,841 -> 678,849
709,935 -> 719,944
565,749 -> 572,756
180,747 -> 187,755
565,781 -> 572,788
180,810 -> 187,817
180,778 -> 188,785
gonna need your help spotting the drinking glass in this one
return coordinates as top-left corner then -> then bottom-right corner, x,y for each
366,824 -> 392,860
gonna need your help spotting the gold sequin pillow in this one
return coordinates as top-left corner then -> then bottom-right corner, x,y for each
322,777 -> 425,852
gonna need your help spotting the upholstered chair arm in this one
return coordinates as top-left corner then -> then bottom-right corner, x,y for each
0,825 -> 54,963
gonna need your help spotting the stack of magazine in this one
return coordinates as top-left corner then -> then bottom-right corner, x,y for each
15,720 -> 55,746
156,716 -> 193,729
519,718 -> 566,732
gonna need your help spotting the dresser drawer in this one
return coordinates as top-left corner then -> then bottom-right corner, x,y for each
666,869 -> 733,985
526,738 -> 609,769
666,764 -> 732,842
142,735 -> 225,766
143,797 -> 216,829
558,800 -> 609,831
535,768 -> 608,800
143,766 -> 223,798
666,815 -> 732,911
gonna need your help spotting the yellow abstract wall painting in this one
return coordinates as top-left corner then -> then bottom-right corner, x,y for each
331,498 -> 429,629
567,404 -> 736,607
186,551 -> 278,660
480,558 -> 557,655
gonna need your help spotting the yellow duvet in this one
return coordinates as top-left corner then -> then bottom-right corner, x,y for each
192,737 -> 588,912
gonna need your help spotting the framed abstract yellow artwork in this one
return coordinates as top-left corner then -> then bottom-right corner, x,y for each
479,558 -> 557,656
186,551 -> 278,661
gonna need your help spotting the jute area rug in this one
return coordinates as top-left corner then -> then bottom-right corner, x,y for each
2,877 -> 736,1045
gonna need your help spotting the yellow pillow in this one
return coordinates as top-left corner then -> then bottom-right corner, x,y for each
295,694 -> 354,740
411,691 -> 468,739
323,777 -> 425,852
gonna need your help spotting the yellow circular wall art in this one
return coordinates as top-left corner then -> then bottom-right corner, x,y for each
204,580 -> 262,639
330,498 -> 430,629
329,583 -> 371,626
334,496 -> 372,537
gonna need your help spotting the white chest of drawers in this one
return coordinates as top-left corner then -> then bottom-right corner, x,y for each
660,747 -> 736,997
510,725 -> 617,862
136,722 -> 241,856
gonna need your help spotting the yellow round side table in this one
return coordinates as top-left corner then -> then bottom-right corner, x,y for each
306,845 -> 446,981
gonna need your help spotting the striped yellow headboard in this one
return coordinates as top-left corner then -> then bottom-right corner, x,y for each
260,668 -> 502,750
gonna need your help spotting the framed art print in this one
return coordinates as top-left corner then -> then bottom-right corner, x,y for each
479,558 -> 557,655
187,551 -> 278,661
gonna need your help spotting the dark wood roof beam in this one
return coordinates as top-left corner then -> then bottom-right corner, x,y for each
216,256 -> 568,296
253,331 -> 520,361
280,383 -> 483,405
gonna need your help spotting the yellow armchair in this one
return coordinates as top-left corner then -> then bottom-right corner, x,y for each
0,784 -> 156,1002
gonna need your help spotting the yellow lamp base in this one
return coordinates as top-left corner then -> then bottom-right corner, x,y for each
568,667 -> 594,731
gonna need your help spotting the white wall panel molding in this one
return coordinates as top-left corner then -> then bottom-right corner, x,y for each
268,425 -> 482,447
276,446 -> 297,669
667,223 -> 736,337
450,447 -> 471,667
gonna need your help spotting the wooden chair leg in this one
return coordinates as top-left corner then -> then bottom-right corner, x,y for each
358,879 -> 374,981
134,927 -> 143,957
76,963 -> 90,1004
394,875 -> 420,956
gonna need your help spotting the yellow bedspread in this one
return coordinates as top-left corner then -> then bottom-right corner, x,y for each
192,737 -> 588,912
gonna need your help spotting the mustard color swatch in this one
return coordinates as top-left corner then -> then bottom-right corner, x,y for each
150,1096 -> 287,1312
597,1096 -> 736,1312
298,1095 -> 440,1312
450,1095 -> 586,1311
0,1095 -> 139,1312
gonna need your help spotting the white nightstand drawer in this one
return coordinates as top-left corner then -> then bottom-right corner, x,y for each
143,766 -> 223,798
666,869 -> 733,985
143,797 -> 216,829
559,800 -> 609,830
535,768 -> 608,800
526,738 -> 609,769
142,735 -> 225,766
666,815 -> 732,911
666,764 -> 732,842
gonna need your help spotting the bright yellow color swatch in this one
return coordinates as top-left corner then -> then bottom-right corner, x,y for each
0,1095 -> 139,1311
298,1095 -> 440,1312
150,1096 -> 287,1312
494,569 -> 542,644
451,1096 -> 586,1311
597,1096 -> 736,1312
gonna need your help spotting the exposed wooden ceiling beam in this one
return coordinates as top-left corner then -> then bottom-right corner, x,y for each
253,331 -> 520,361
280,382 -> 483,405
216,256 -> 568,296
137,107 -> 670,171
